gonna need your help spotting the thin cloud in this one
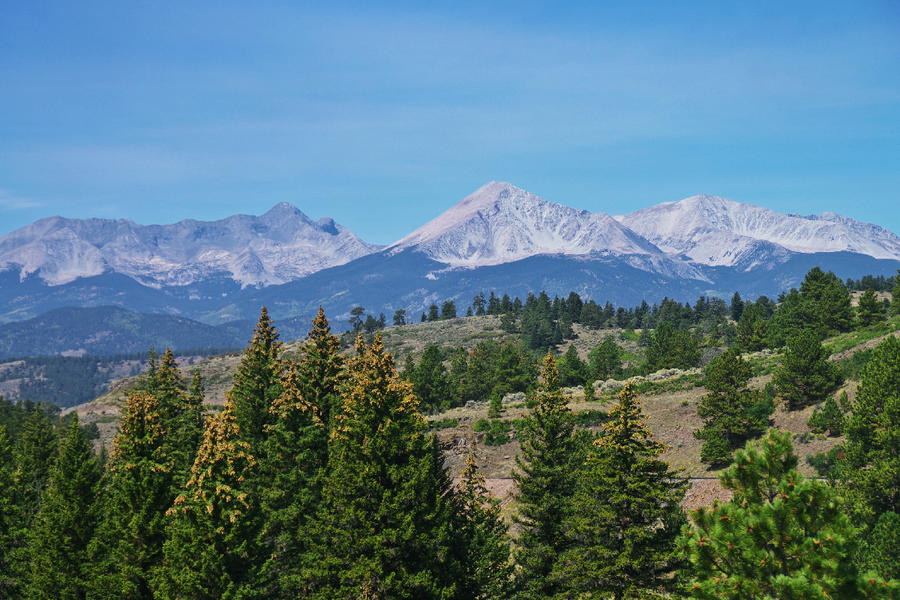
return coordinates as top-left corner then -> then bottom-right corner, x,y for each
0,190 -> 42,210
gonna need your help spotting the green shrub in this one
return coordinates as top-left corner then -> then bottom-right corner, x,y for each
473,418 -> 490,432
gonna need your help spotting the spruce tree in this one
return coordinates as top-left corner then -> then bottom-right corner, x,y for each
228,306 -> 284,446
296,307 -> 345,435
679,429 -> 899,599
807,395 -> 845,436
257,362 -> 328,597
303,334 -> 455,599
26,414 -> 101,600
15,404 -> 58,520
155,404 -> 261,600
840,335 -> 900,524
513,352 -> 584,599
89,392 -> 174,600
695,348 -> 773,466
0,426 -> 23,598
451,453 -> 514,600
557,344 -> 587,387
773,329 -> 843,410
858,289 -> 886,327
554,382 -> 687,599
891,273 -> 900,315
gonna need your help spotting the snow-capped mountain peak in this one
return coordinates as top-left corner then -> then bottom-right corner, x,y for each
616,194 -> 900,269
388,181 -> 663,266
0,204 -> 382,287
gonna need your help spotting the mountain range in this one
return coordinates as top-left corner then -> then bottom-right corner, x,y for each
1,182 -> 898,348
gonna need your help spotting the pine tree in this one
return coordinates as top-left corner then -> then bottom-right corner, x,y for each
694,349 -> 773,466
730,291 -> 744,321
557,344 -> 586,387
257,362 -> 328,597
229,306 -> 284,446
451,453 -> 514,600
513,352 -> 585,599
860,512 -> 900,581
554,382 -> 687,599
15,404 -> 58,520
89,392 -> 174,600
645,322 -> 700,372
295,307 -> 345,435
773,329 -> 843,410
840,335 -> 900,524
800,266 -> 856,333
303,334 -> 455,599
807,395 -> 845,436
587,336 -> 622,380
410,344 -> 451,413
0,425 -> 23,598
891,273 -> 900,315
678,429 -> 899,599
858,289 -> 886,327
155,404 -> 261,600
26,414 -> 101,600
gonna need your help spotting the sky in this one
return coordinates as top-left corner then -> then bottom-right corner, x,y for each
1,0 -> 898,244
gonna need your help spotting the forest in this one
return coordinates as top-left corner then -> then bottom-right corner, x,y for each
0,266 -> 899,599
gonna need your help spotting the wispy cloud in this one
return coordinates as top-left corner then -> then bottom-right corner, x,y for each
0,190 -> 42,210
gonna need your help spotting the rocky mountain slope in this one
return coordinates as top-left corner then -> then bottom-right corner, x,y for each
0,203 -> 381,287
616,194 -> 900,270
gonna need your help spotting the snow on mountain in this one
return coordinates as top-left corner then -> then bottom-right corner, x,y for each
0,203 -> 382,287
387,181 -> 707,280
616,194 -> 900,269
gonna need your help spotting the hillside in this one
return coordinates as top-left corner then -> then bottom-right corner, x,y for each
69,309 -> 900,509
0,306 -> 245,359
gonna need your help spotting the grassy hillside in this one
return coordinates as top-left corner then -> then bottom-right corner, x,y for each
69,312 -> 900,509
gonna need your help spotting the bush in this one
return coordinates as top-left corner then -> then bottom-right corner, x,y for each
473,418 -> 490,432
430,418 -> 458,431
484,419 -> 512,446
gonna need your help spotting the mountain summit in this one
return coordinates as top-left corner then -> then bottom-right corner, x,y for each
389,182 -> 664,266
0,204 -> 382,287
616,194 -> 900,269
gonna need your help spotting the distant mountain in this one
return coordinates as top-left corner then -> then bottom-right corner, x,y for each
0,203 -> 381,288
616,194 -> 900,270
0,306 -> 244,358
388,181 -> 707,281
1,183 -> 899,335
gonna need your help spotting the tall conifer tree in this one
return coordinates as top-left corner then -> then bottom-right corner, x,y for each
304,334 -> 455,599
451,453 -> 514,600
89,392 -> 174,600
229,306 -> 284,446
155,404 -> 261,600
0,426 -> 23,598
554,382 -> 687,599
513,352 -> 584,599
26,414 -> 100,600
258,362 -> 328,597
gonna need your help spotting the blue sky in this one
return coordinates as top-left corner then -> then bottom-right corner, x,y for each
1,0 -> 898,243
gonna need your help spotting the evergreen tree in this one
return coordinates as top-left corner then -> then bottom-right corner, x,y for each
736,301 -> 772,351
295,307 -> 345,435
730,291 -> 744,322
807,395 -> 845,436
694,349 -> 773,466
679,429 -> 898,599
891,273 -> 900,315
89,392 -> 174,600
228,306 -> 284,446
15,405 -> 58,520
773,330 -> 843,410
428,304 -> 440,322
554,383 -> 687,599
26,414 -> 101,600
840,335 -> 900,524
451,453 -> 514,600
860,512 -> 900,581
410,344 -> 451,412
513,353 -> 584,599
0,426 -> 23,598
441,300 -> 457,319
557,344 -> 587,387
645,322 -> 700,372
303,334 -> 456,599
858,289 -> 886,327
587,336 -> 622,380
155,404 -> 261,600
393,309 -> 406,326
258,362 -> 328,597
800,266 -> 856,333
